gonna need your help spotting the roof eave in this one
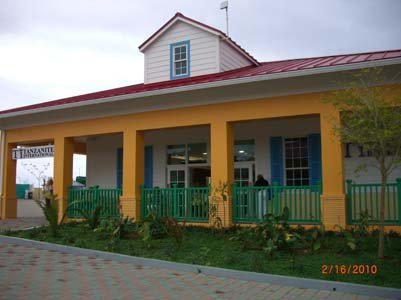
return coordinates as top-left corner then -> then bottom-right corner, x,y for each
1,57 -> 400,123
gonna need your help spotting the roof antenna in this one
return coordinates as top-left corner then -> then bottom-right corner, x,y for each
220,1 -> 229,36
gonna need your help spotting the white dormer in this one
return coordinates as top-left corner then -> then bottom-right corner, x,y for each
139,13 -> 259,84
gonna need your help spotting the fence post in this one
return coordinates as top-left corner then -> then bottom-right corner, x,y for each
172,184 -> 177,218
232,183 -> 237,223
140,185 -> 145,220
346,180 -> 353,224
67,187 -> 71,217
272,182 -> 279,215
397,178 -> 401,225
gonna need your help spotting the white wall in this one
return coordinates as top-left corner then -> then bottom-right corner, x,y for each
220,40 -> 252,72
86,134 -> 122,188
344,145 -> 401,184
144,21 -> 219,84
86,117 -> 401,188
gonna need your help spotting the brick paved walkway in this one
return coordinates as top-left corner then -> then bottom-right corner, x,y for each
0,217 -> 47,231
0,242 -> 397,300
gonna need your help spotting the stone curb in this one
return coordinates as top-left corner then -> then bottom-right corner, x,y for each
1,235 -> 400,299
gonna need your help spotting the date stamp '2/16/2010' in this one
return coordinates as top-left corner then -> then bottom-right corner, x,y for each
322,264 -> 378,275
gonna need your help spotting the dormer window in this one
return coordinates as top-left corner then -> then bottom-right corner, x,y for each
170,40 -> 190,79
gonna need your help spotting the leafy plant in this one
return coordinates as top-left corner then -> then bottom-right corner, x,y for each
34,192 -> 67,237
355,210 -> 371,236
209,181 -> 229,231
255,207 -> 298,252
343,230 -> 357,250
95,215 -> 136,239
263,238 -> 278,259
333,225 -> 357,251
165,217 -> 184,249
138,212 -> 167,241
73,205 -> 102,230
309,228 -> 322,252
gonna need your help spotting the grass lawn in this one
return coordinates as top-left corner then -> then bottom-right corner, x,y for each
3,222 -> 401,289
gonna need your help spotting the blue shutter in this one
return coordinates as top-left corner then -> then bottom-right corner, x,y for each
308,133 -> 322,185
270,136 -> 284,185
116,148 -> 123,189
144,145 -> 153,188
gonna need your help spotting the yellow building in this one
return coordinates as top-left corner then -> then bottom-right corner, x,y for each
1,13 -> 401,230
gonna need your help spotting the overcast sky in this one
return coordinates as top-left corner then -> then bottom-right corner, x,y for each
1,0 -> 401,112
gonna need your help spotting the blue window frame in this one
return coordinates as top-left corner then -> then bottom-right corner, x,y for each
170,40 -> 190,80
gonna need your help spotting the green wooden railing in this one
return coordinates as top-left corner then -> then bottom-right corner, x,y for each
67,187 -> 122,218
141,185 -> 210,222
233,183 -> 322,224
346,179 -> 401,225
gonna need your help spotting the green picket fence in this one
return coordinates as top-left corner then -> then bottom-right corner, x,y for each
141,185 -> 210,222
233,183 -> 322,224
346,179 -> 401,225
67,187 -> 122,218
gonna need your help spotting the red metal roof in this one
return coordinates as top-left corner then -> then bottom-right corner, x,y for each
1,49 -> 400,116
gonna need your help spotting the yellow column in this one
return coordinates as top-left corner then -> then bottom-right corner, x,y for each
53,136 -> 74,222
1,141 -> 17,219
120,129 -> 144,220
320,110 -> 346,229
210,120 -> 234,227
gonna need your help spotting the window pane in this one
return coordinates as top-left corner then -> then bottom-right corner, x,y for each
234,140 -> 255,161
241,168 -> 249,179
234,168 -> 240,180
167,145 -> 186,164
188,143 -> 207,164
284,137 -> 309,186
170,171 -> 177,182
177,170 -> 185,181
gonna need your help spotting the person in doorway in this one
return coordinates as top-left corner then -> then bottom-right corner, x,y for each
44,178 -> 54,208
254,174 -> 269,187
254,175 -> 270,219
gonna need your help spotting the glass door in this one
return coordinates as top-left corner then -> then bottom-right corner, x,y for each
234,163 -> 254,187
167,166 -> 186,217
167,166 -> 186,188
234,163 -> 254,218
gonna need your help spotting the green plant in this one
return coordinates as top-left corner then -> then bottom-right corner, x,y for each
34,192 -> 67,237
95,215 -> 136,239
355,210 -> 371,236
139,212 -> 167,241
310,229 -> 322,252
209,181 -> 229,231
333,225 -> 357,251
165,217 -> 184,249
74,205 -> 102,230
255,207 -> 298,251
229,226 -> 257,250
263,238 -> 278,259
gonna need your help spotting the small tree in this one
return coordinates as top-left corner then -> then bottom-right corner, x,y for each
325,68 -> 401,259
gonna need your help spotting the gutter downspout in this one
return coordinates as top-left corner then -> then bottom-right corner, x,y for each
0,130 -> 5,218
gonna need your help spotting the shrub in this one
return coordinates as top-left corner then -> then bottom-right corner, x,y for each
138,212 -> 167,241
34,192 -> 66,237
73,205 -> 102,230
